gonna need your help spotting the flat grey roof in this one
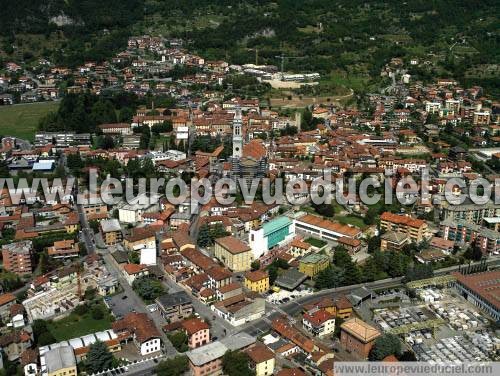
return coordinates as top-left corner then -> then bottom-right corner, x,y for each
156,291 -> 191,307
186,333 -> 256,366
101,218 -> 122,233
44,346 -> 76,373
275,268 -> 307,290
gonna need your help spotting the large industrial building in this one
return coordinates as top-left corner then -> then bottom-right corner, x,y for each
452,271 -> 500,322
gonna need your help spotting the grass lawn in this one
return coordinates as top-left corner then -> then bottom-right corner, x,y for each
304,237 -> 327,248
336,215 -> 367,229
47,304 -> 113,341
0,101 -> 59,141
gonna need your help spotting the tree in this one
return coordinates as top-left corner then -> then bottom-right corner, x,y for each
332,247 -> 361,285
367,236 -> 380,253
86,340 -> 115,374
133,276 -> 165,302
364,207 -> 377,225
369,334 -> 402,361
197,224 -> 212,247
312,202 -> 334,217
464,241 -> 483,261
91,304 -> 105,320
168,331 -> 188,352
89,219 -> 100,233
128,250 -> 140,264
156,356 -> 189,376
334,317 -> 344,338
315,265 -> 344,289
38,331 -> 56,346
101,135 -> 115,150
251,260 -> 260,271
33,319 -> 56,346
222,350 -> 253,376
404,263 -> 433,283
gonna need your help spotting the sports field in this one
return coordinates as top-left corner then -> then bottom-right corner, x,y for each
0,101 -> 59,140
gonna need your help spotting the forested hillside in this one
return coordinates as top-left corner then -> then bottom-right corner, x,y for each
1,0 -> 498,92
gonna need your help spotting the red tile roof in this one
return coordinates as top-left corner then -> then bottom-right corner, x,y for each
123,263 -> 147,275
181,318 -> 210,335
245,342 -> 275,363
303,309 -> 335,326
112,312 -> 161,343
0,293 -> 16,306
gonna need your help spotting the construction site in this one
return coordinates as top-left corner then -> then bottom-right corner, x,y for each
22,262 -> 118,322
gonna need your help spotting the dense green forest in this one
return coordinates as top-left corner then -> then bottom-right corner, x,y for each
0,0 -> 498,92
0,0 -> 144,66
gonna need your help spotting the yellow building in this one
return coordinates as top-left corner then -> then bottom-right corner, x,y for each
245,343 -> 275,376
299,253 -> 329,277
214,236 -> 253,272
100,219 -> 123,246
45,346 -> 77,376
64,213 -> 80,234
244,270 -> 270,293
380,212 -> 428,243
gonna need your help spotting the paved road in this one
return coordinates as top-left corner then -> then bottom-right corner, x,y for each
239,256 -> 500,337
74,184 -> 179,358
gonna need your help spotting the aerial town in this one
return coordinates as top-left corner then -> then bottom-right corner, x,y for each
0,2 -> 499,376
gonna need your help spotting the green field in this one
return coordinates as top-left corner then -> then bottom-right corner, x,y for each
0,101 -> 59,141
304,237 -> 327,248
47,304 -> 113,341
336,215 -> 367,229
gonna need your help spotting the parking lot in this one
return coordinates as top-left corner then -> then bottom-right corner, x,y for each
105,291 -> 145,319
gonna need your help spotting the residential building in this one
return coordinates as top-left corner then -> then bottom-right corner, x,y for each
245,343 -> 276,376
123,226 -> 158,251
117,193 -> 160,223
214,236 -> 253,272
47,239 -> 79,259
21,348 -> 39,376
98,122 -> 132,135
340,318 -> 381,359
440,218 -> 500,255
2,240 -> 33,276
298,253 -> 329,277
244,270 -> 270,293
181,318 -> 210,349
380,212 -> 428,243
217,282 -> 243,301
186,333 -> 255,376
212,294 -> 266,326
303,295 -> 353,319
112,312 -> 162,355
156,291 -> 193,322
380,231 -> 410,252
289,238 -> 313,258
337,236 -> 362,254
302,309 -> 336,337
0,330 -> 32,361
100,219 -> 123,245
441,199 -> 500,225
122,263 -> 149,285
0,293 -> 17,321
